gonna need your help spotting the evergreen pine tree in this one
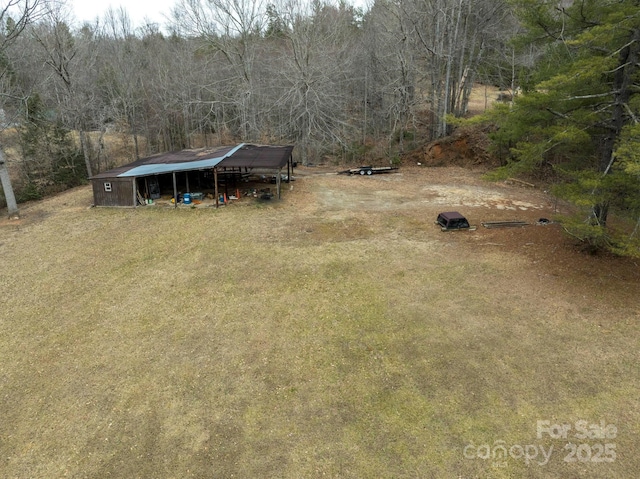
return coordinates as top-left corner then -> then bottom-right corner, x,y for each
485,0 -> 640,255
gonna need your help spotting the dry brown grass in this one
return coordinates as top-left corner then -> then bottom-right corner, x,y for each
466,84 -> 502,115
0,167 -> 639,478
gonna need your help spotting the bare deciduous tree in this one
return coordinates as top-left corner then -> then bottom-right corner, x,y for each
365,0 -> 511,141
0,0 -> 48,217
268,0 -> 363,163
31,1 -> 100,177
172,0 -> 267,140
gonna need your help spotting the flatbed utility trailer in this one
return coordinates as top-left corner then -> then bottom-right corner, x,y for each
339,166 -> 399,176
481,220 -> 528,229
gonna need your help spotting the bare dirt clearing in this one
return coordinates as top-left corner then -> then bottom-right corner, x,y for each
0,166 -> 638,478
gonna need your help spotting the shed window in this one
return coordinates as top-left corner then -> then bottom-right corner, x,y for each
104,182 -> 112,192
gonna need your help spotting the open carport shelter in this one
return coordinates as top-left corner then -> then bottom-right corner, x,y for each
90,143 -> 294,207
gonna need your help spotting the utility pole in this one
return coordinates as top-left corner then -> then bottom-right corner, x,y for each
0,153 -> 19,218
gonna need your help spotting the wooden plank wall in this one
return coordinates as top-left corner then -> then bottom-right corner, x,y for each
91,177 -> 135,207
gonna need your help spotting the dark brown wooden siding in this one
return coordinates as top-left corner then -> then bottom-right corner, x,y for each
91,177 -> 135,207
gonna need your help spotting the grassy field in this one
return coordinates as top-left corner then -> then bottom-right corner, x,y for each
0,166 -> 638,478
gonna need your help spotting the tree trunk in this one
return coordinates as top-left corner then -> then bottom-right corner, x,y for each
592,27 -> 640,227
79,129 -> 93,178
0,150 -> 19,218
133,132 -> 140,160
591,202 -> 609,227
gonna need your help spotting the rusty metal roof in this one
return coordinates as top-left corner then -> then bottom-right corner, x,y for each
217,144 -> 294,170
90,143 -> 293,179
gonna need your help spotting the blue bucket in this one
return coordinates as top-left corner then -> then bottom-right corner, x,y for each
183,193 -> 192,204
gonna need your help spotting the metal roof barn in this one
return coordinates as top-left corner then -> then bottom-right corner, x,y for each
90,143 -> 294,207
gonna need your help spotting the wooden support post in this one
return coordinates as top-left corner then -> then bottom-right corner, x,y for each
186,172 -> 190,192
132,178 -> 137,207
172,171 -> 178,208
287,154 -> 291,183
214,167 -> 219,208
276,168 -> 282,199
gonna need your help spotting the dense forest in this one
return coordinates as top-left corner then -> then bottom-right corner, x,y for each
0,0 -> 638,255
0,0 -> 519,200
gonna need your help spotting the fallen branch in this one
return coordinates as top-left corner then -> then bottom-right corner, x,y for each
507,177 -> 535,188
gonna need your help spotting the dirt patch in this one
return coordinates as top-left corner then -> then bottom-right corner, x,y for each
287,165 -> 639,307
421,184 -> 546,210
403,124 -> 500,168
300,165 -> 554,215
